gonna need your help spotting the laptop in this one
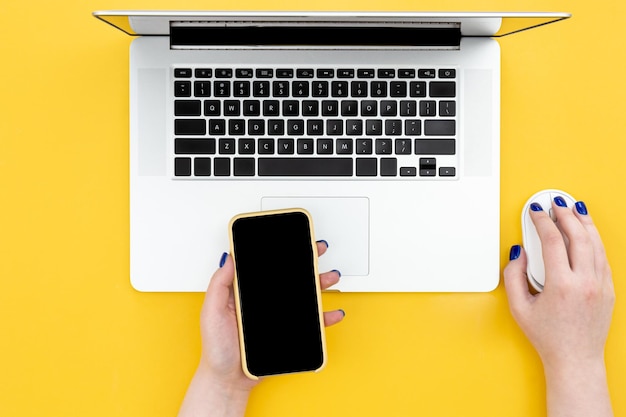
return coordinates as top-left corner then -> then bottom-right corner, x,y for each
93,11 -> 569,292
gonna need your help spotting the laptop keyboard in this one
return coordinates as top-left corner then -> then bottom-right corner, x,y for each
172,66 -> 457,179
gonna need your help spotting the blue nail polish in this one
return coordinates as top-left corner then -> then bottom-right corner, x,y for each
317,239 -> 329,248
554,196 -> 567,207
338,309 -> 346,317
530,203 -> 543,212
509,245 -> 521,260
331,269 -> 342,278
219,252 -> 228,268
575,201 -> 588,215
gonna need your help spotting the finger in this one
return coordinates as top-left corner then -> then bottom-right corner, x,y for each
320,269 -> 341,290
572,201 -> 611,278
551,196 -> 595,275
204,253 -> 235,310
316,240 -> 329,257
503,245 -> 534,321
529,204 -> 571,280
323,309 -> 345,327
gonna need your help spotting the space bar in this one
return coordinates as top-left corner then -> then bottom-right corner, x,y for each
258,158 -> 353,176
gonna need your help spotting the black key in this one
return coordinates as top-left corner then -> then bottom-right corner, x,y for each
341,100 -> 358,116
174,157 -> 192,176
224,100 -> 241,116
297,69 -> 314,78
400,100 -> 417,116
420,101 -> 437,116
390,81 -> 407,97
409,81 -> 426,97
234,158 -> 255,176
174,68 -> 192,78
361,101 -> 377,116
331,81 -> 349,97
292,81 -> 309,97
395,139 -> 412,154
371,81 -> 387,97
174,81 -> 192,97
235,68 -> 253,78
175,119 -> 206,135
175,100 -> 201,116
337,69 -> 355,78
287,120 -> 304,135
336,139 -> 353,154
278,139 -> 295,154
194,158 -> 212,176
283,100 -> 299,116
175,138 -> 216,154
302,101 -> 319,116
326,120 -> 343,136
439,69 -> 456,78
439,167 -> 456,176
356,139 -> 372,154
253,81 -> 270,97
258,139 -> 274,154
375,139 -> 392,154
276,69 -> 294,78
195,68 -> 212,78
420,158 -> 436,170
357,69 -> 375,78
268,119 -> 284,135
227,119 -> 244,136
429,81 -> 456,97
420,168 -> 436,177
258,158 -> 353,176
317,139 -> 333,154
351,81 -> 368,97
439,101 -> 456,117
219,138 -> 235,154
366,120 -> 382,136
317,69 -> 334,78
398,69 -> 416,78
263,100 -> 280,116
380,101 -> 397,116
356,158 -> 377,176
307,119 -> 324,135
243,100 -> 261,116
418,69 -> 436,78
273,81 -> 289,97
213,81 -> 230,97
321,100 -> 339,116
346,119 -> 363,135
380,158 -> 397,176
400,166 -> 417,176
385,120 -> 402,135
248,120 -> 265,136
405,120 -> 422,136
256,68 -> 273,78
214,158 -> 230,176
215,68 -> 233,78
378,69 -> 395,78
233,81 -> 250,97
424,120 -> 456,136
205,100 -> 220,116
194,81 -> 211,97
312,81 -> 329,97
415,139 -> 456,155
238,139 -> 255,154
297,139 -> 314,154
208,119 -> 226,135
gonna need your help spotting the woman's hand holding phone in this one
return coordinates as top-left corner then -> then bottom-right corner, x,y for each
177,241 -> 343,417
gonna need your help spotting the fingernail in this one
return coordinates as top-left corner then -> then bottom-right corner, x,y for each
331,269 -> 342,278
219,252 -> 228,268
554,196 -> 567,207
338,309 -> 346,317
575,201 -> 588,215
317,239 -> 329,248
530,202 -> 543,212
509,245 -> 521,260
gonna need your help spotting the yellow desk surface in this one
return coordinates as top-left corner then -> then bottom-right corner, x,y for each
1,1 -> 625,416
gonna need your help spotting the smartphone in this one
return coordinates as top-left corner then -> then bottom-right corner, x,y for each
229,208 -> 327,379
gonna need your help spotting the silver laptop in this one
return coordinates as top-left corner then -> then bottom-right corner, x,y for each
93,11 -> 569,292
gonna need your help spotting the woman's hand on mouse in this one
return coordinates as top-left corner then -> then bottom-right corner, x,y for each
504,198 -> 614,417
178,240 -> 344,417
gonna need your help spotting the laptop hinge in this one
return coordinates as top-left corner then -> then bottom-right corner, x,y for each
169,21 -> 461,50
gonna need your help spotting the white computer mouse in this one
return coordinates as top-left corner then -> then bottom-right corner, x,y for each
521,189 -> 577,292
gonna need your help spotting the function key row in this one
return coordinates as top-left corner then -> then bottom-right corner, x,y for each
174,68 -> 456,79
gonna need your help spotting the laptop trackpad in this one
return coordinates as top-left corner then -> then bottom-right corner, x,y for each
261,197 -> 369,276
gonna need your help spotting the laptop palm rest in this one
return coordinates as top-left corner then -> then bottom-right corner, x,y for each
261,197 -> 369,277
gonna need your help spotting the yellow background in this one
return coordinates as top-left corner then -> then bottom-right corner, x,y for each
1,1 -> 624,416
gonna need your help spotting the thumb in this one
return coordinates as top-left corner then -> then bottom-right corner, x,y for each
204,253 -> 235,310
503,245 -> 533,320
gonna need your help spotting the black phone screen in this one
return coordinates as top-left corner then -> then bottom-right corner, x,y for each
231,211 -> 324,377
